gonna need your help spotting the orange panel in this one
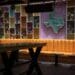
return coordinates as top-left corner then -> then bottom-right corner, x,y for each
73,40 -> 75,54
48,40 -> 54,51
53,40 -> 58,52
68,40 -> 74,53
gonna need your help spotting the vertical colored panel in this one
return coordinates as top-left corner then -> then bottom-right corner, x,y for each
15,24 -> 20,34
21,16 -> 26,28
21,29 -> 26,38
0,28 -> 4,38
5,23 -> 10,38
9,6 -> 15,17
10,28 -> 15,39
33,16 -> 39,28
0,18 -> 4,28
4,12 -> 9,24
27,22 -> 33,34
27,22 -> 33,39
15,5 -> 20,12
15,24 -> 20,38
15,13 -> 20,24
34,28 -> 39,39
9,18 -> 15,28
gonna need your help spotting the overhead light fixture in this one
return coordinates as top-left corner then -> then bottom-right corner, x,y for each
25,2 -> 54,13
25,0 -> 56,13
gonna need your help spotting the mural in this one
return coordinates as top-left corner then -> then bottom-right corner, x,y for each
44,12 -> 64,33
40,2 -> 66,39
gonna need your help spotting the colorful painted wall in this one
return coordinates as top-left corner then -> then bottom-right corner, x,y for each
0,1 -> 67,39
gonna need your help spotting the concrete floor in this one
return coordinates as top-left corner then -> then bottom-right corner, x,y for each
0,61 -> 75,75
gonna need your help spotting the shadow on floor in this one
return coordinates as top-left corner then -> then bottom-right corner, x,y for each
0,62 -> 75,75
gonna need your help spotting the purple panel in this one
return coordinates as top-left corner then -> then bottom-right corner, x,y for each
39,2 -> 66,39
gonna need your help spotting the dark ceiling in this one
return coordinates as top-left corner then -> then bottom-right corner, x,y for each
0,0 -> 55,5
0,0 -> 25,5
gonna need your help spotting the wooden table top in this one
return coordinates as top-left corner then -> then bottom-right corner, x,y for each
0,42 -> 46,53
